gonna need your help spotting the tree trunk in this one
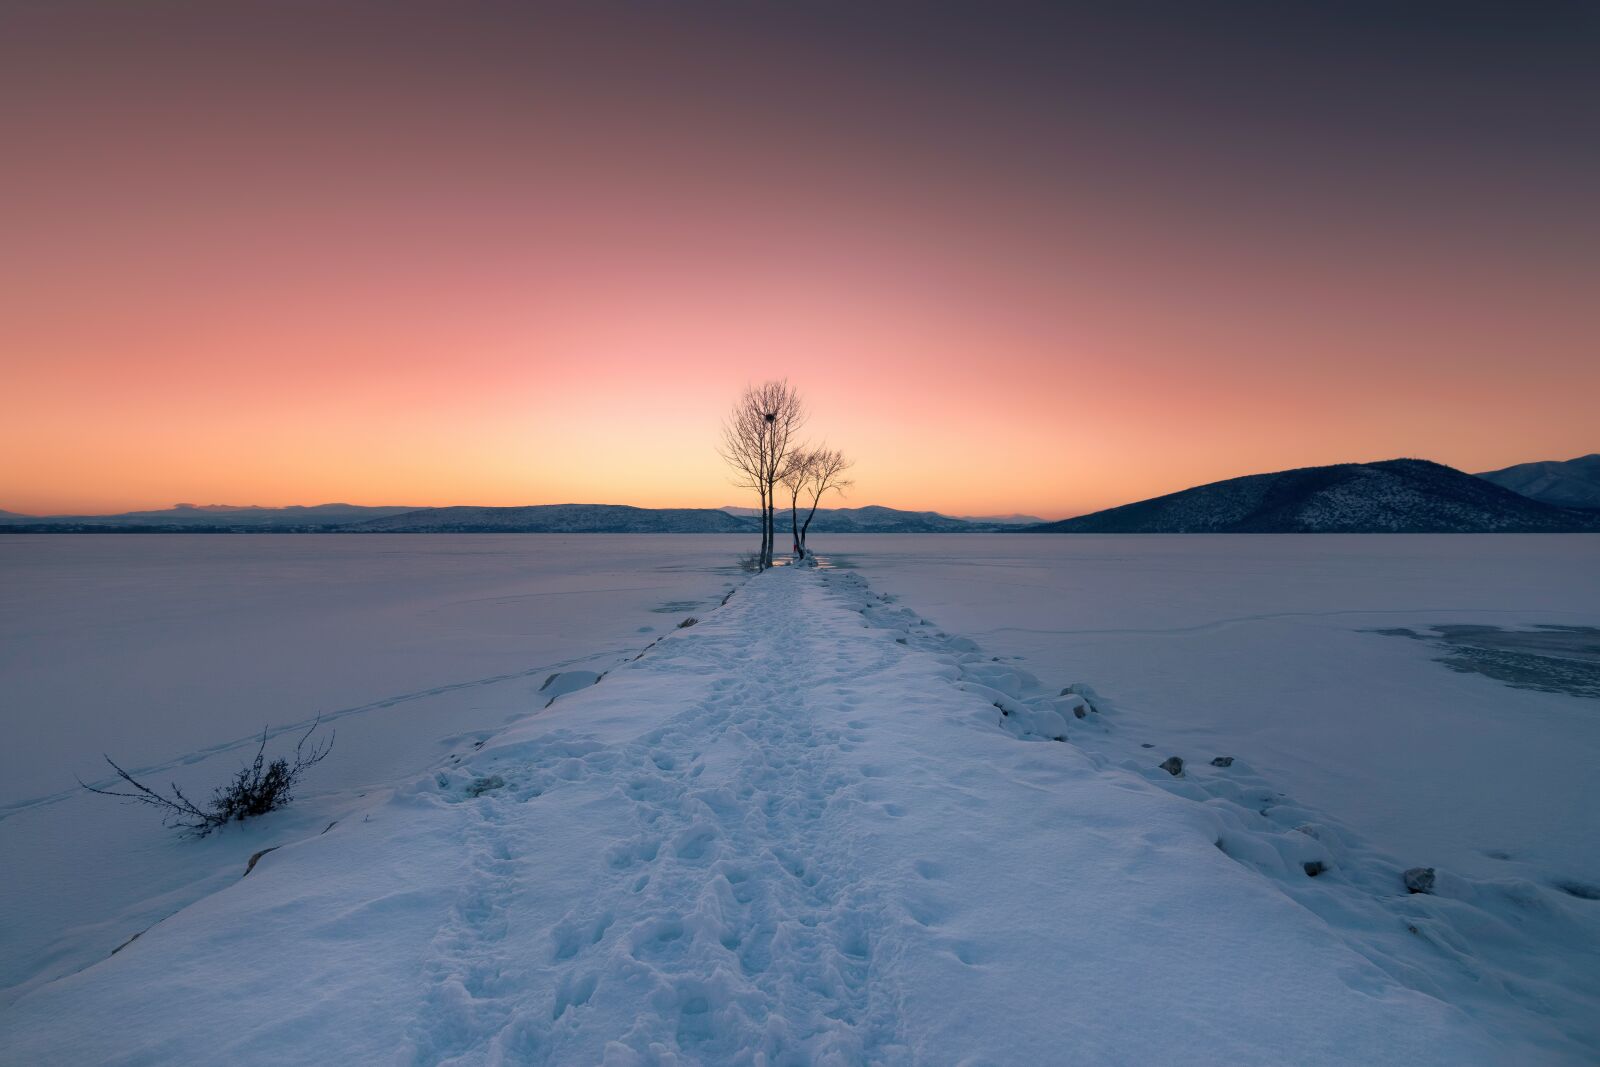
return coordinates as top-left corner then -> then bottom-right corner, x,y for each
789,486 -> 801,557
801,496 -> 822,550
762,493 -> 774,568
758,486 -> 770,569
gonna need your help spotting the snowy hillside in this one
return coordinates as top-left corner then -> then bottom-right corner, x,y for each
1477,453 -> 1600,511
797,506 -> 985,533
0,503 -> 418,529
1031,458 -> 1600,533
5,561 -> 1596,1062
351,505 -> 754,533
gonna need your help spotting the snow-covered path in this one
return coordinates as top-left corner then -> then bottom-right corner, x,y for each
403,571 -> 913,1063
0,567 -> 1542,1063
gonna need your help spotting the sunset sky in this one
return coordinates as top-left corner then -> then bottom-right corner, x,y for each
2,3 -> 1595,519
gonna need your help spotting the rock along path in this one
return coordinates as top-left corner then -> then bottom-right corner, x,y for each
1,567 -> 1512,1065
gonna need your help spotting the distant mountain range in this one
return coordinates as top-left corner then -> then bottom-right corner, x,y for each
1476,454 -> 1600,511
349,504 -> 1026,534
0,503 -> 417,530
721,506 -> 1039,530
0,502 -> 1019,534
350,505 -> 753,533
1025,458 -> 1600,534
951,513 -> 1046,525
5,456 -> 1595,533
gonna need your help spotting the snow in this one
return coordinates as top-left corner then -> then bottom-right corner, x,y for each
0,564 -> 1512,1064
0,535 -> 742,1003
3,533 -> 1596,1062
829,534 -> 1600,886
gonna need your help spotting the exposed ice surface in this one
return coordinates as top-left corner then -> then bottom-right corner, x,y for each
2,533 -> 1596,1063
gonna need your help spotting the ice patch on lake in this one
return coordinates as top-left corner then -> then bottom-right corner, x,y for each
1370,624 -> 1600,698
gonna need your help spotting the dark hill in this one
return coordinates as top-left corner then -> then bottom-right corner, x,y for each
1028,459 -> 1600,533
1477,454 -> 1600,511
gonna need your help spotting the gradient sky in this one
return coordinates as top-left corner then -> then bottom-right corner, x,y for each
2,2 -> 1596,519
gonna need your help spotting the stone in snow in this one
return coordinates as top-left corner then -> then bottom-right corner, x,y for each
1404,867 -> 1437,895
466,775 -> 505,798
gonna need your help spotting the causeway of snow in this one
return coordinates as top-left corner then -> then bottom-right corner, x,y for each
9,563 -> 1582,1064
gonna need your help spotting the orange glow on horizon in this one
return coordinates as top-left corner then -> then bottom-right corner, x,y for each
2,6 -> 1595,520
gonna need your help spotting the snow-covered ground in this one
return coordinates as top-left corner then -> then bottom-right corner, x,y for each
831,535 -> 1600,888
2,533 -> 1596,1062
0,562 -> 1539,1064
0,535 -> 741,1004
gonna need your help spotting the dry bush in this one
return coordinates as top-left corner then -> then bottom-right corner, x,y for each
81,718 -> 334,836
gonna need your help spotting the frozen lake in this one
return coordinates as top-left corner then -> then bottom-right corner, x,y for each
2,531 -> 1596,1012
0,535 -> 745,809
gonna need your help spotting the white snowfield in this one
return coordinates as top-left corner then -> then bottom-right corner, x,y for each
8,564 -> 1584,1065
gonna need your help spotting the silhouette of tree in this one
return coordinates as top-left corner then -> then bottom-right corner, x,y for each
798,447 -> 854,552
719,381 -> 805,568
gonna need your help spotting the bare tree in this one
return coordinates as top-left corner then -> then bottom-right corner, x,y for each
779,448 -> 813,558
756,380 -> 805,566
719,389 -> 770,565
798,446 -> 854,552
719,381 -> 805,568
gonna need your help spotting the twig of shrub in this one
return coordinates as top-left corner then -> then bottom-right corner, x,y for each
80,717 -> 334,836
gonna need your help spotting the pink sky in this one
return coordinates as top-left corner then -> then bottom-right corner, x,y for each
3,5 -> 1595,518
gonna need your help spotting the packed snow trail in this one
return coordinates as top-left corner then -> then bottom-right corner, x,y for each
2,567 -> 1510,1064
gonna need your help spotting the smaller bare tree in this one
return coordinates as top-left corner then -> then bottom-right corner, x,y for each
798,447 -> 854,552
80,717 -> 334,836
779,448 -> 814,558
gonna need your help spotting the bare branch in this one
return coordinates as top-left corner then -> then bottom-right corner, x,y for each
80,718 -> 335,837
799,446 -> 855,549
